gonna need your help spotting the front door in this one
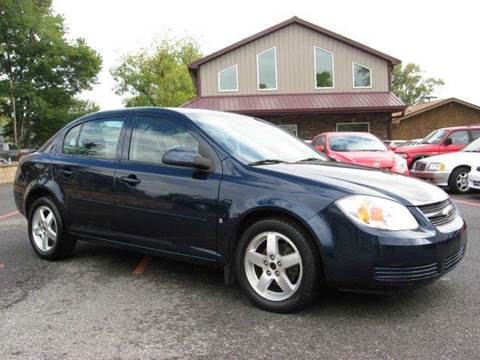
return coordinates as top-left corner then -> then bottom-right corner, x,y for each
52,116 -> 126,238
113,113 -> 221,262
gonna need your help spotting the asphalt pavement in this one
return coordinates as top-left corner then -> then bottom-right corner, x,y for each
0,183 -> 479,359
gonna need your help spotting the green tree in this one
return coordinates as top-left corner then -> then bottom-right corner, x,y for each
392,63 -> 445,106
0,0 -> 101,146
111,35 -> 202,107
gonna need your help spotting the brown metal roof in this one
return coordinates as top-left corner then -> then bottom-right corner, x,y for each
392,98 -> 480,124
182,92 -> 405,115
189,16 -> 401,72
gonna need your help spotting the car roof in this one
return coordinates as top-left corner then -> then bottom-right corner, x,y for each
318,132 -> 376,137
436,125 -> 480,131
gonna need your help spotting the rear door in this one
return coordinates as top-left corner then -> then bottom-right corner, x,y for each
112,112 -> 222,262
52,115 -> 127,238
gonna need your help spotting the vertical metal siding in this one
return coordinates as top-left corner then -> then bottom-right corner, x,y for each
199,24 -> 389,96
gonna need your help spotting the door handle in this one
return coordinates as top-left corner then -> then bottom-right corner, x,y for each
120,174 -> 141,186
58,168 -> 73,177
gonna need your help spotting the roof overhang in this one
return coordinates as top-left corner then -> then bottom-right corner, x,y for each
182,92 -> 406,115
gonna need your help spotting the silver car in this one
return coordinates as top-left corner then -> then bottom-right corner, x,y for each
411,138 -> 480,193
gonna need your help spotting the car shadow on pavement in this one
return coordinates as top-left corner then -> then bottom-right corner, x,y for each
68,241 -> 454,319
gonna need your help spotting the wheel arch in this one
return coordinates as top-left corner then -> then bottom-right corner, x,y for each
24,184 -> 65,218
224,206 -> 326,284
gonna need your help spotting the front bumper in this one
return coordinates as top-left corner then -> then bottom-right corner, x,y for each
312,205 -> 467,293
468,170 -> 480,189
410,170 -> 450,187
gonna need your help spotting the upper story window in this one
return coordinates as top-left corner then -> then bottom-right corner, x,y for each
256,47 -> 277,90
353,62 -> 372,88
218,64 -> 238,92
314,47 -> 334,89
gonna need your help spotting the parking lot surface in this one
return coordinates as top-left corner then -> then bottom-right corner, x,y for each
0,183 -> 479,359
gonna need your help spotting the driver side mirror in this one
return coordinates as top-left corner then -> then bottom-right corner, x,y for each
315,144 -> 325,152
388,144 -> 397,151
162,148 -> 213,171
443,138 -> 453,146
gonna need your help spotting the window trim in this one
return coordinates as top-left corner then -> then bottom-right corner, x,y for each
256,47 -> 278,91
336,122 -> 370,132
313,46 -> 335,90
352,62 -> 373,89
217,64 -> 239,92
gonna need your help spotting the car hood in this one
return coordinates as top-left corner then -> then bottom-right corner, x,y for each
329,151 -> 396,168
260,161 -> 448,206
419,151 -> 480,166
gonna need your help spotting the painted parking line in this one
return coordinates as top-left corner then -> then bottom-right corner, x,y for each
452,199 -> 480,208
0,210 -> 19,221
132,256 -> 150,276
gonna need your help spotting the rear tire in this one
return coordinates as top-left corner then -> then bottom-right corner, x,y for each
235,218 -> 323,313
448,167 -> 470,194
28,196 -> 76,260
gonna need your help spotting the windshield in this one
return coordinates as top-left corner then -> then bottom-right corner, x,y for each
421,129 -> 447,144
462,138 -> 480,152
185,111 -> 328,164
329,134 -> 387,152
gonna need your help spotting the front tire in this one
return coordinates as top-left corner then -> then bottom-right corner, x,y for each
235,218 -> 322,313
448,167 -> 470,194
28,197 -> 76,260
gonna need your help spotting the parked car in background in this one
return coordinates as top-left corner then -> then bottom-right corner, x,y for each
468,166 -> 480,190
0,143 -> 36,162
399,138 -> 423,147
384,140 -> 406,148
395,126 -> 480,168
411,137 -> 480,193
13,108 -> 466,313
312,132 -> 409,175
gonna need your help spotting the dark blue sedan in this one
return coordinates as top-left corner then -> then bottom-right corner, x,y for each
13,108 -> 467,312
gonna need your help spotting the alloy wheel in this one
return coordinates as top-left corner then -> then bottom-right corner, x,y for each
32,205 -> 58,252
244,231 -> 303,301
456,171 -> 469,192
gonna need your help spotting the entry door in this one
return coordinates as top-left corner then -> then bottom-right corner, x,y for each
52,116 -> 126,238
113,114 -> 221,262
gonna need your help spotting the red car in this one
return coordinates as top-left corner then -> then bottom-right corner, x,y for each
395,126 -> 480,168
311,132 -> 409,175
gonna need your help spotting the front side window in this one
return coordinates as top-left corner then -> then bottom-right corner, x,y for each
446,130 -> 469,145
314,47 -> 334,88
257,47 -> 277,90
336,122 -> 370,132
77,118 -> 124,159
186,111 -> 327,164
129,116 -> 199,165
353,63 -> 372,88
63,124 -> 81,154
218,64 -> 238,92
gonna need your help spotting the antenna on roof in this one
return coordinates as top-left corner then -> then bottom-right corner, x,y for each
423,96 -> 438,102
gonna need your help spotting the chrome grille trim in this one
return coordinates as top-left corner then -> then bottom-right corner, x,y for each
418,199 -> 456,227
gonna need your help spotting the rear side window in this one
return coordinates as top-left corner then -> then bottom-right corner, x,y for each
471,129 -> 480,140
129,116 -> 199,164
446,130 -> 469,145
77,119 -> 124,159
63,125 -> 81,154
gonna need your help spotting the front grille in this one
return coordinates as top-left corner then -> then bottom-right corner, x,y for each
374,247 -> 465,283
418,199 -> 456,227
374,263 -> 439,282
444,247 -> 465,271
414,161 -> 427,171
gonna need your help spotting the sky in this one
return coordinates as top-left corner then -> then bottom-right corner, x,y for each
53,0 -> 480,110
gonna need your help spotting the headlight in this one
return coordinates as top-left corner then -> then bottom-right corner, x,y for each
426,163 -> 446,171
394,155 -> 407,169
398,153 -> 408,159
336,195 -> 418,230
